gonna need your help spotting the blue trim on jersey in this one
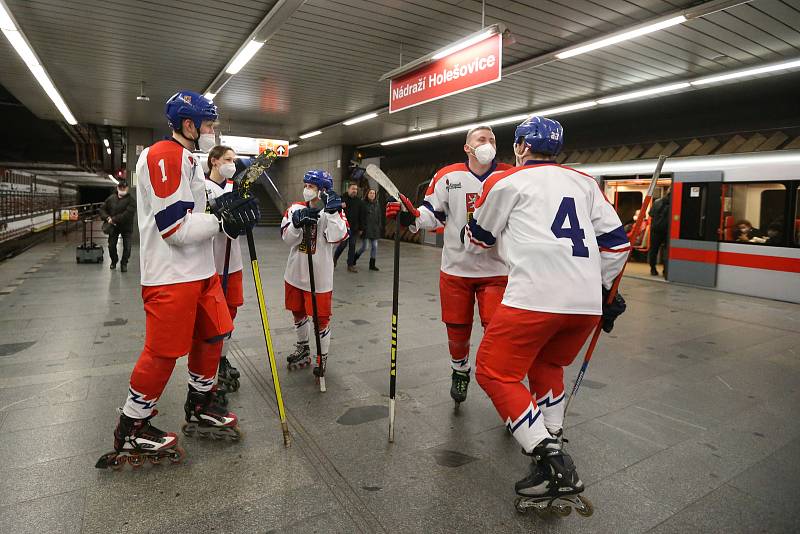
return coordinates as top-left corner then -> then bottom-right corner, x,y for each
422,201 -> 447,223
465,159 -> 498,181
468,218 -> 496,246
154,200 -> 195,232
597,225 -> 629,249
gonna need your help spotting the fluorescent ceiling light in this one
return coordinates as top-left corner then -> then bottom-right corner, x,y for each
486,113 -> 530,127
343,112 -> 379,126
299,130 -> 322,139
226,40 -> 264,74
556,15 -> 686,60
0,3 -> 15,31
288,143 -> 298,149
28,64 -> 77,124
3,29 -> 37,65
106,147 -> 111,155
597,82 -> 690,104
103,138 -> 109,147
108,174 -> 118,184
690,58 -> 800,86
1,6 -> 77,125
432,29 -> 495,60
373,56 -> 800,149
537,100 -> 598,115
204,92 -> 216,100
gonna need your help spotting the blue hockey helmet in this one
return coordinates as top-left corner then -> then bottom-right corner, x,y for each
165,90 -> 218,131
303,169 -> 333,191
514,116 -> 564,156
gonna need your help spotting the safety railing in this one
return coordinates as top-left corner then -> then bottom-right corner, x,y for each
51,203 -> 104,242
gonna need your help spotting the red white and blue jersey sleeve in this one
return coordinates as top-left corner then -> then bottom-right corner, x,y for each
143,140 -> 218,246
412,164 -> 460,232
135,140 -> 217,286
322,210 -> 349,244
465,168 -> 516,252
590,185 -> 630,289
281,203 -> 306,248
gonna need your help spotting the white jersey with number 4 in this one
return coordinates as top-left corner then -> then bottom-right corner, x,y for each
465,162 -> 630,315
137,139 -> 219,286
411,161 -> 512,278
205,178 -> 243,275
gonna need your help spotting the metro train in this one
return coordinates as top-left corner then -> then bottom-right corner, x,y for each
576,151 -> 800,304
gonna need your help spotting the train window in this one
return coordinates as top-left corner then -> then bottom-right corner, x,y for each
720,183 -> 787,245
795,187 -> 800,246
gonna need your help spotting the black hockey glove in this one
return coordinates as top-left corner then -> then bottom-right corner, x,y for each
218,196 -> 260,239
208,191 -> 241,217
320,190 -> 342,214
601,287 -> 626,333
292,207 -> 320,229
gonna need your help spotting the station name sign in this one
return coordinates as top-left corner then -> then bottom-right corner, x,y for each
389,33 -> 502,113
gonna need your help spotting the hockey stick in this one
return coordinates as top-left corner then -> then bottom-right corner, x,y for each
245,228 -> 291,446
303,210 -> 326,393
229,149 -> 291,446
563,154 -> 667,424
364,164 -> 401,443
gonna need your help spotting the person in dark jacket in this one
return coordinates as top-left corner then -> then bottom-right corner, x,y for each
333,182 -> 366,272
648,189 -> 670,277
99,179 -> 136,272
354,188 -> 381,271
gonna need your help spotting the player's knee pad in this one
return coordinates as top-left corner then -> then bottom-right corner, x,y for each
446,323 -> 471,359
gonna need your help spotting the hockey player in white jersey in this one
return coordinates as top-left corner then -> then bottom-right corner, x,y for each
386,126 -> 512,405
465,116 -> 628,509
281,170 -> 349,377
205,145 -> 245,400
97,91 -> 260,469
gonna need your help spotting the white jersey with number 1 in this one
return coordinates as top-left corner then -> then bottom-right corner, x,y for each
465,162 -> 630,315
136,139 -> 219,286
411,161 -> 512,278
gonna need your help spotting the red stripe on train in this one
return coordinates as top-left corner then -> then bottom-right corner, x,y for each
670,247 -> 800,273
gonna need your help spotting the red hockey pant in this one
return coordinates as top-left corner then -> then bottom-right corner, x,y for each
476,304 -> 597,452
439,271 -> 507,370
124,275 -> 233,419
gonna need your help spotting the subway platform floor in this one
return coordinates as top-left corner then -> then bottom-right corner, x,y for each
0,227 -> 798,534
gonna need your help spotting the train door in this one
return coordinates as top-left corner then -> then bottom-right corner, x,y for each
669,171 -> 722,287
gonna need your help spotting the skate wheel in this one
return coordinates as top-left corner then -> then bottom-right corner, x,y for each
575,495 -> 594,517
149,455 -> 162,465
514,497 -> 528,514
168,447 -> 186,464
551,504 -> 572,517
229,426 -> 243,441
110,458 -> 126,471
128,455 -> 144,468
231,378 -> 240,391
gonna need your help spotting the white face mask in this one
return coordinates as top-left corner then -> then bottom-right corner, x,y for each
117,189 -> 128,196
302,187 -> 318,202
470,142 -> 496,165
198,133 -> 216,153
219,162 -> 236,180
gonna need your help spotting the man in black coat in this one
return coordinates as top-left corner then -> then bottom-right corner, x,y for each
334,182 -> 366,272
99,179 -> 136,272
649,189 -> 671,277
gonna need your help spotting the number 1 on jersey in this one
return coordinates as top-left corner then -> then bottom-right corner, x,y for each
551,197 -> 589,257
158,159 -> 168,182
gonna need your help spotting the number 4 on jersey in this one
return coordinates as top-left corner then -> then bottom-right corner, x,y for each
551,197 -> 589,257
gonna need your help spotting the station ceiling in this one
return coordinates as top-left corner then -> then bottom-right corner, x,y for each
1,0 -> 799,151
